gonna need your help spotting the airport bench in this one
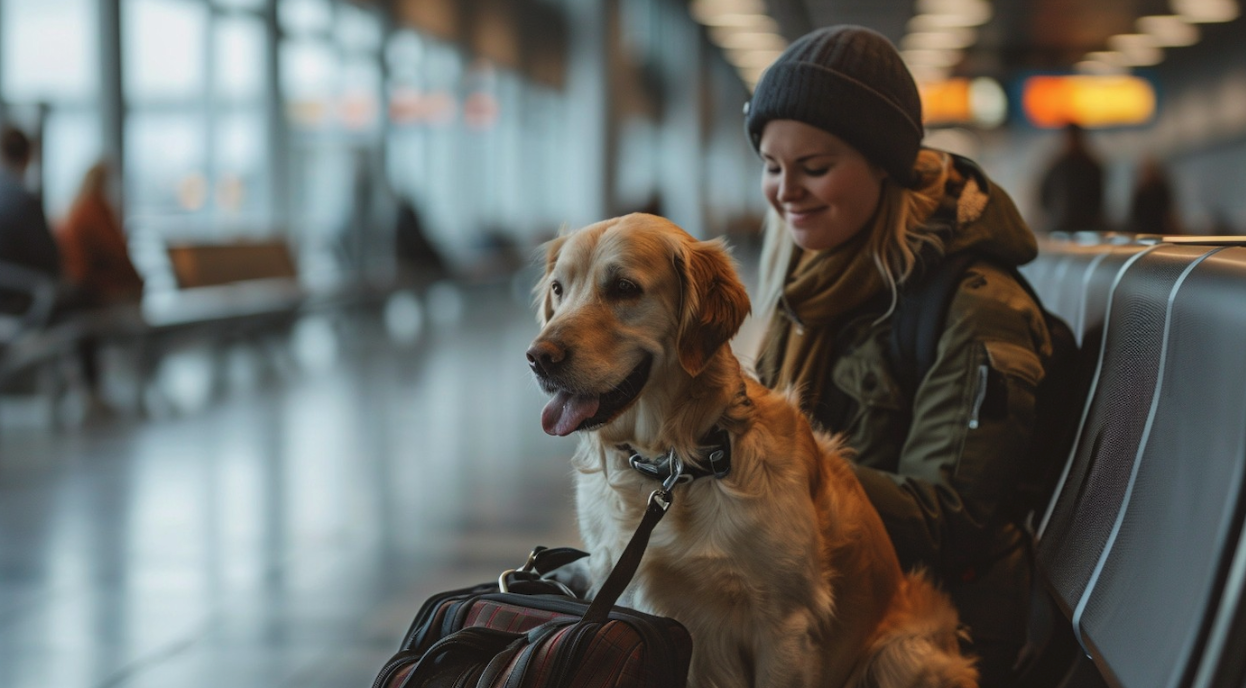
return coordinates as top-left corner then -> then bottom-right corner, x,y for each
0,238 -> 389,418
1020,234 -> 1246,688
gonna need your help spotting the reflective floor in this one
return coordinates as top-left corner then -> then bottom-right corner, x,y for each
0,279 -> 584,688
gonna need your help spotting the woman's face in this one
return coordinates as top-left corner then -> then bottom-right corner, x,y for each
759,120 -> 886,252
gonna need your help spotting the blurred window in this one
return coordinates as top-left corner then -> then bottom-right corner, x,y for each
43,112 -> 105,218
125,0 -> 208,101
214,0 -> 264,9
1,0 -> 103,218
281,0 -> 386,280
279,0 -> 332,37
2,0 -> 98,101
337,2 -> 382,53
282,39 -> 338,122
123,0 -> 269,234
126,111 -> 208,217
215,110 -> 268,221
215,16 -> 265,102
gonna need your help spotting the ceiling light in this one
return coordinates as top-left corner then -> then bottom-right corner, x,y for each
1108,33 -> 1158,50
902,48 -> 963,69
689,0 -> 765,23
912,0 -> 992,27
907,64 -> 952,84
711,29 -> 787,51
1085,50 -> 1127,65
1107,33 -> 1165,66
1076,58 -> 1128,75
901,27 -> 977,51
1137,15 -> 1201,46
1171,0 -> 1240,22
740,65 -> 768,89
696,12 -> 779,32
725,48 -> 784,69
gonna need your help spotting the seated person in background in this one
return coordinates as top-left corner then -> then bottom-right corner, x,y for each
0,125 -> 61,279
56,160 -> 144,307
55,160 -> 144,411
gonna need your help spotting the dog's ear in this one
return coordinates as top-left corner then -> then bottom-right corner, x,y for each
532,233 -> 568,325
675,238 -> 751,376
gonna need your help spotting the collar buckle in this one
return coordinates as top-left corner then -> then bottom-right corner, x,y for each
628,451 -> 689,492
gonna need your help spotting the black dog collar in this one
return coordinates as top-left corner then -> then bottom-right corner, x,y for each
625,425 -> 732,484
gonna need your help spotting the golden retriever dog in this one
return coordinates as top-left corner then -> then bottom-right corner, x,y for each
527,213 -> 977,688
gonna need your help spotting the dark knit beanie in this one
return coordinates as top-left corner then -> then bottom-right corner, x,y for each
744,25 -> 924,188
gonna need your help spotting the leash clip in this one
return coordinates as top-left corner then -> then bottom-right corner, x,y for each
661,455 -> 685,493
646,455 -> 684,513
649,489 -> 672,512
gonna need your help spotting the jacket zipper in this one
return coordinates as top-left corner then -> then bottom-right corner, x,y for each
968,363 -> 989,429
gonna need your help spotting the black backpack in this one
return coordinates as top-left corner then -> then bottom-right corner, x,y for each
889,251 -> 1083,523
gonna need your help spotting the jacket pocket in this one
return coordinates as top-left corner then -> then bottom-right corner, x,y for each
982,340 -> 1043,388
830,342 -> 906,442
967,340 -> 1042,430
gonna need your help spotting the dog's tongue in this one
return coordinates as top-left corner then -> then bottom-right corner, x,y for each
541,391 -> 600,436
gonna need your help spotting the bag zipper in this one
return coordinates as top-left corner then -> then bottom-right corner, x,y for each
402,583 -> 494,651
370,649 -> 421,688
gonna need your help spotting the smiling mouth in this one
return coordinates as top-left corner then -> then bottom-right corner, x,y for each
537,355 -> 653,436
786,207 -> 825,221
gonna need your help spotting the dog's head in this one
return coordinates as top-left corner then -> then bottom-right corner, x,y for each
527,213 -> 751,437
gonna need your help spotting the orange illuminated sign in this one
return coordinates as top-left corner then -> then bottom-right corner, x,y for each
920,79 -> 973,124
1022,75 -> 1156,128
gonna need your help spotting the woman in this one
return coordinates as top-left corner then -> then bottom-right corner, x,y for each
57,160 -> 144,306
56,160 -> 144,405
744,25 -> 1053,686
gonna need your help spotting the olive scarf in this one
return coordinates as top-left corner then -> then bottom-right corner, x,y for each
756,226 -> 886,408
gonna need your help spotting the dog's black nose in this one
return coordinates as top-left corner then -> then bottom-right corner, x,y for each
526,341 -> 566,378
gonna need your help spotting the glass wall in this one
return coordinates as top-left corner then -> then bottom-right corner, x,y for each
123,0 -> 270,237
1,0 -> 102,220
1,0 -> 762,289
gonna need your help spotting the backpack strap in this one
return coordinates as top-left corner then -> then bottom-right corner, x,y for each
889,251 -> 983,399
889,251 -> 1081,528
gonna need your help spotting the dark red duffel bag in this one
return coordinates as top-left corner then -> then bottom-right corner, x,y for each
373,492 -> 692,688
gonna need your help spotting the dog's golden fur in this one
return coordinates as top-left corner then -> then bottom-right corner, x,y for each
529,213 -> 977,688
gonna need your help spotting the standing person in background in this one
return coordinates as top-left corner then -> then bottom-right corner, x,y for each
1125,156 -> 1182,236
56,160 -> 144,306
1038,122 -> 1107,234
744,25 -> 1057,686
0,125 -> 60,278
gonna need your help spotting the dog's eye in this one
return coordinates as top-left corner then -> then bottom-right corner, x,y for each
551,280 -> 563,297
614,278 -> 640,297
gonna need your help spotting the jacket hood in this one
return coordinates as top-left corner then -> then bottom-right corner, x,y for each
938,154 -> 1037,268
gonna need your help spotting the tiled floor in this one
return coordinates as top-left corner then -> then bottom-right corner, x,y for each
0,279 -> 585,688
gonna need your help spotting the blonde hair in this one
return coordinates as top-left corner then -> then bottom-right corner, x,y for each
756,148 -> 953,321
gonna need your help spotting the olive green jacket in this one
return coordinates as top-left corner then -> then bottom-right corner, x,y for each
798,161 -> 1052,680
